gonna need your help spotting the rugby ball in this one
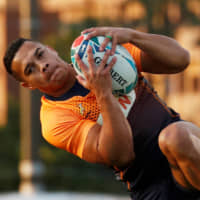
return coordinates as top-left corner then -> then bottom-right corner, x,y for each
71,34 -> 138,95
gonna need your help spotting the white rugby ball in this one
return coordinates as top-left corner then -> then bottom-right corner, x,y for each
71,34 -> 138,95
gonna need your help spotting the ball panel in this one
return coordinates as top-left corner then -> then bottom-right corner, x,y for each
78,40 -> 89,59
90,37 -> 100,46
72,35 -> 85,48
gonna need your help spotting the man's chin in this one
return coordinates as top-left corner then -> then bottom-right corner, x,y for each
50,68 -> 65,82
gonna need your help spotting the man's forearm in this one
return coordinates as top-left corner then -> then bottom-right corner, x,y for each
129,30 -> 190,73
96,91 -> 134,168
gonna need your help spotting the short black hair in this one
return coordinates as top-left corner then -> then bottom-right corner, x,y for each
3,38 -> 30,75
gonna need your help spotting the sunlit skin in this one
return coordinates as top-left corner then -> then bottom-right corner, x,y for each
11,41 -> 77,97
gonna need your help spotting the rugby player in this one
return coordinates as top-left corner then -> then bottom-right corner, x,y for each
3,27 -> 200,200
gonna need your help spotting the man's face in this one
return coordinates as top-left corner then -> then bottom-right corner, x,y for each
12,41 -> 71,93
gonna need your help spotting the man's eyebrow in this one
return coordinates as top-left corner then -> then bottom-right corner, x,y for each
34,47 -> 41,57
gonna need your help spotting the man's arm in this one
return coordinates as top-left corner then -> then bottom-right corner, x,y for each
82,92 -> 134,168
129,31 -> 190,74
75,46 -> 135,169
82,27 -> 190,74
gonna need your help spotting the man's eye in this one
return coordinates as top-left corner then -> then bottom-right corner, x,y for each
26,65 -> 34,75
24,64 -> 35,76
38,51 -> 44,58
27,67 -> 33,75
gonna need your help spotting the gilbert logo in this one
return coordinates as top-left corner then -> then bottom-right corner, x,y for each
94,57 -> 127,87
110,69 -> 128,87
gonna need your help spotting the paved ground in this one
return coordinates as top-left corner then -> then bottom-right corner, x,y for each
0,192 -> 129,200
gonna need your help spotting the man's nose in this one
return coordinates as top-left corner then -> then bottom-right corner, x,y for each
42,63 -> 49,72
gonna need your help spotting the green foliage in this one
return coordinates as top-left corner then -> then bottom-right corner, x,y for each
127,0 -> 200,36
43,19 -> 99,63
43,29 -> 79,63
39,136 -> 126,193
0,97 -> 20,191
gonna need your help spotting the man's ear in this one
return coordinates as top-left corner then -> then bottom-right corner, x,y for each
20,82 -> 36,90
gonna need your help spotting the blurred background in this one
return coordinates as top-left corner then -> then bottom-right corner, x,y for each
0,0 -> 200,199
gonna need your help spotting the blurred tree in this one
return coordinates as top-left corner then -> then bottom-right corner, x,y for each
43,19 -> 98,62
119,0 -> 200,36
0,98 -> 20,191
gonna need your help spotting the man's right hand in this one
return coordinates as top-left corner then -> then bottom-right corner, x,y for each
75,45 -> 117,96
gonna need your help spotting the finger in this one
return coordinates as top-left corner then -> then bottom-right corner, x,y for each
97,50 -> 111,72
103,56 -> 117,74
87,45 -> 95,74
100,37 -> 111,51
75,54 -> 89,77
85,29 -> 107,40
111,36 -> 117,55
81,27 -> 95,35
85,31 -> 100,40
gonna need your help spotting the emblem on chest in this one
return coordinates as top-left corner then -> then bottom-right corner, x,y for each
76,101 -> 99,121
78,103 -> 85,115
